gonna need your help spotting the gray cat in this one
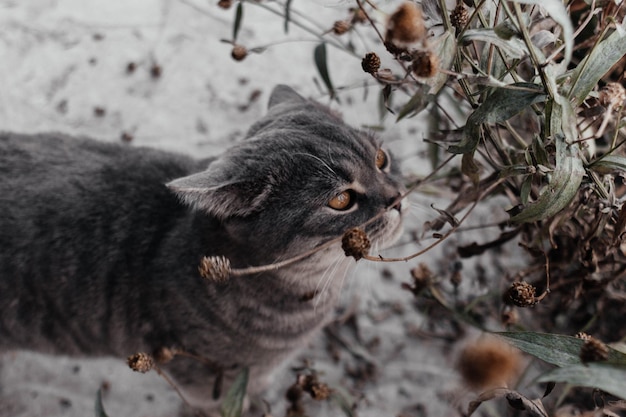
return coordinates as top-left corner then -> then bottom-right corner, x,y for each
0,85 -> 405,414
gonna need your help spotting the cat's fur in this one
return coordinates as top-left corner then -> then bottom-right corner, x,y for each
0,85 -> 404,412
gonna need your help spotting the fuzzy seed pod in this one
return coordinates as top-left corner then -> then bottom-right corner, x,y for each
450,3 -> 469,31
411,50 -> 439,78
599,82 -> 626,109
154,347 -> 177,364
351,8 -> 368,24
361,52 -> 381,74
217,0 -> 232,8
342,228 -> 371,260
385,2 -> 426,44
503,281 -> 537,307
457,337 -> 522,390
580,336 -> 609,363
127,352 -> 155,373
231,45 -> 248,61
332,20 -> 351,35
199,256 -> 232,283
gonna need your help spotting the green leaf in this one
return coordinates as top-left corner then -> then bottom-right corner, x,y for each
314,43 -> 335,99
520,175 -> 532,205
284,0 -> 293,34
567,21 -> 626,105
496,332 -> 626,367
396,84 -> 431,121
513,0 -> 573,65
589,154 -> 626,174
509,135 -> 584,223
233,2 -> 244,41
94,388 -> 110,417
460,29 -> 526,58
538,364 -> 626,400
220,367 -> 249,417
449,83 -> 545,154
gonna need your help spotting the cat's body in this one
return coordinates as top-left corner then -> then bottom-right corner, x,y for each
0,85 -> 404,412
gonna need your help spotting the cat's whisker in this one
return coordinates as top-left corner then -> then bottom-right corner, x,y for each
314,252 -> 345,310
293,152 -> 338,178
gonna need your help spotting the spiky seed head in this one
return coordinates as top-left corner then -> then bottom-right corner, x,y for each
297,374 -> 332,400
450,3 -> 469,31
332,20 -> 351,35
199,256 -> 232,283
575,332 -> 592,341
361,52 -> 381,74
599,82 -> 626,109
411,50 -> 439,78
231,45 -> 248,61
580,336 -> 609,363
127,352 -> 155,373
503,281 -> 537,307
385,2 -> 426,44
342,228 -> 371,260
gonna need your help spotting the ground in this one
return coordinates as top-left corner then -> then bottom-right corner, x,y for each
0,1 -> 523,416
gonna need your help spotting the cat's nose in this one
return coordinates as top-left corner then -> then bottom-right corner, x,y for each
386,193 -> 403,213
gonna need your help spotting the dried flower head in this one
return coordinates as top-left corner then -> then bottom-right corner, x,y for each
199,256 -> 232,283
385,2 -> 426,45
127,352 -> 155,373
599,82 -> 626,109
456,337 -> 522,390
342,228 -> 371,260
579,336 -> 609,364
361,52 -> 381,74
411,50 -> 439,78
231,45 -> 248,61
575,332 -> 592,341
450,3 -> 469,32
503,281 -> 537,307
332,20 -> 351,35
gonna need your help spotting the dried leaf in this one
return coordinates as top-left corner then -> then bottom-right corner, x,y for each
589,154 -> 626,175
467,388 -> 548,417
396,84 -> 431,121
460,29 -> 527,58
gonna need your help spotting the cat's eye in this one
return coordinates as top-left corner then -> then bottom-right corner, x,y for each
375,148 -> 389,170
328,190 -> 353,211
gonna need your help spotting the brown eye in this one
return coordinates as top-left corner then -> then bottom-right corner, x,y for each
375,148 -> 389,170
328,190 -> 353,210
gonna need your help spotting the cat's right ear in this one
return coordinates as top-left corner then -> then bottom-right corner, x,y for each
166,165 -> 270,219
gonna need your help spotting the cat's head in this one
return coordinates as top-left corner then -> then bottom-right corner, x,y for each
167,85 -> 405,262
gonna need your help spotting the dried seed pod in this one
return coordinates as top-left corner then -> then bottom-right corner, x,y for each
351,8 -> 368,24
385,2 -> 426,44
411,50 -> 439,78
154,347 -> 177,364
342,228 -> 371,260
361,52 -> 381,74
127,352 -> 155,373
456,337 -> 522,390
297,374 -> 332,400
450,3 -> 469,31
575,332 -> 592,341
503,281 -> 537,307
199,256 -> 232,283
332,20 -> 351,35
231,45 -> 248,61
599,82 -> 626,109
217,0 -> 232,9
580,336 -> 609,363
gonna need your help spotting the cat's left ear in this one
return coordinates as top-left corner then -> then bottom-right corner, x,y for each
166,163 -> 270,219
268,85 -> 307,109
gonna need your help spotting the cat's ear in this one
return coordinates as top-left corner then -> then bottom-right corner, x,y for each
268,85 -> 307,109
166,164 -> 270,219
